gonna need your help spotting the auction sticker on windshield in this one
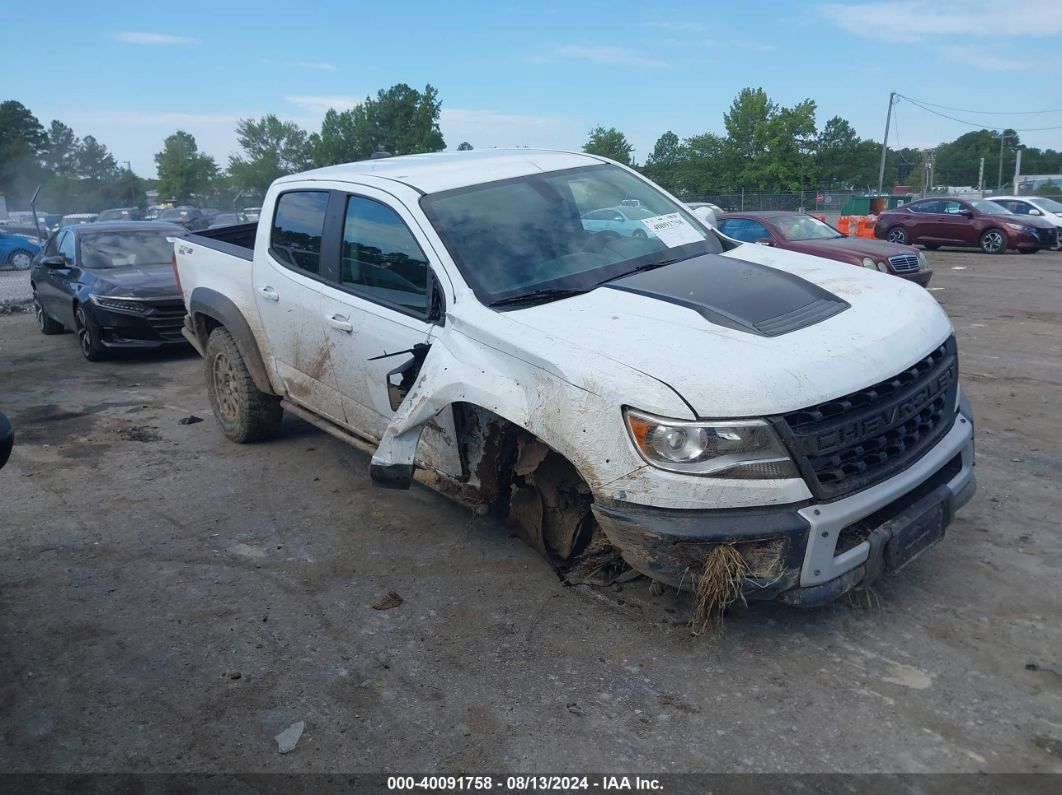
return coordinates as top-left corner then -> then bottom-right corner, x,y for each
642,213 -> 704,247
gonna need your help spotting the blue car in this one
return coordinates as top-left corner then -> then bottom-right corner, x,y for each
0,228 -> 42,270
580,205 -> 660,239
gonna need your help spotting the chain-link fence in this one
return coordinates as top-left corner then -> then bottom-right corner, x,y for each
0,269 -> 32,313
688,190 -> 861,215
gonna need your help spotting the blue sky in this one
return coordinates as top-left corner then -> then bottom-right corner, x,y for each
7,0 -> 1062,177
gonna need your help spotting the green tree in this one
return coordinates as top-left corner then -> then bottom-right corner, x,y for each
643,131 -> 684,191
758,99 -> 818,192
309,83 -> 445,166
0,100 -> 48,206
76,135 -> 119,181
583,126 -> 634,165
457,141 -> 473,151
816,116 -> 863,189
723,88 -> 775,163
680,133 -> 728,196
44,120 -> 81,176
154,130 -> 218,201
228,114 -> 312,196
721,88 -> 817,191
309,108 -> 358,165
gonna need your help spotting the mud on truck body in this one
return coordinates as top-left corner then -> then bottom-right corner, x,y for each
173,150 -> 975,609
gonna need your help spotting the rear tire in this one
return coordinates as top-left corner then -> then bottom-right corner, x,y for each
34,288 -> 63,334
980,228 -> 1006,254
632,229 -> 647,239
205,326 -> 282,443
886,226 -> 909,245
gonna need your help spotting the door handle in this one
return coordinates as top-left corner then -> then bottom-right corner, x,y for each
326,313 -> 353,332
258,286 -> 279,301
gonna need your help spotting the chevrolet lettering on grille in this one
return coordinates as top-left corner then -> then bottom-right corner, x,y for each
810,367 -> 955,455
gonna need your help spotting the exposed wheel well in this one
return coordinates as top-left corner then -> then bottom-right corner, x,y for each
453,403 -> 596,563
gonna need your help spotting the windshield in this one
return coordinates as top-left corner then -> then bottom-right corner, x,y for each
158,208 -> 191,221
775,215 -> 843,241
80,231 -> 175,269
421,164 -> 719,305
1030,197 -> 1062,213
971,199 -> 1010,214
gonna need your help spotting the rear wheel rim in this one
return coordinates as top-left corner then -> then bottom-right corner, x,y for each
888,228 -> 907,244
984,231 -> 1004,253
212,352 -> 240,421
11,251 -> 30,269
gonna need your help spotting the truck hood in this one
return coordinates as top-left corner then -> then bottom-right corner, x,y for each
496,246 -> 953,417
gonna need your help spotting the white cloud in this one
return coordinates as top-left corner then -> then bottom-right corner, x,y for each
289,61 -> 337,71
939,45 -> 1030,72
555,44 -> 668,68
817,1 -> 1062,42
284,95 -> 362,114
115,31 -> 199,45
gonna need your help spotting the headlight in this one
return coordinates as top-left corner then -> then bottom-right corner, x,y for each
1003,222 -> 1028,232
861,257 -> 876,269
876,261 -> 889,272
624,409 -> 798,479
917,251 -> 927,268
92,296 -> 147,313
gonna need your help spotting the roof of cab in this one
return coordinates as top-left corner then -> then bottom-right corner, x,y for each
278,149 -> 609,195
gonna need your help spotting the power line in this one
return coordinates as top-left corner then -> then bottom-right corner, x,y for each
898,95 -> 1062,132
890,103 -> 917,165
899,95 -> 1062,116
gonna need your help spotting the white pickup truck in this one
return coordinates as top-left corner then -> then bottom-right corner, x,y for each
173,149 -> 975,607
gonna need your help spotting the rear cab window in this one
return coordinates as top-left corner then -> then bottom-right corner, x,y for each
270,191 -> 329,275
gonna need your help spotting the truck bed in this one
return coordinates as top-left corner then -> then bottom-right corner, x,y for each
184,222 -> 258,261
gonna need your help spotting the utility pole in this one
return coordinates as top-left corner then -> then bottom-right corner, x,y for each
1013,149 -> 1022,194
877,91 -> 897,196
997,131 -> 1007,192
978,157 -> 985,198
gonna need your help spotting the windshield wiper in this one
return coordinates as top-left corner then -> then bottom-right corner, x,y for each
609,257 -> 681,280
490,287 -> 590,309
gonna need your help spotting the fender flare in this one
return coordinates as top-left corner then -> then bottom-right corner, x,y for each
188,287 -> 277,396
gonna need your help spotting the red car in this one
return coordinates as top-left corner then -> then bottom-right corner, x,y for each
716,211 -> 932,286
874,197 -> 1059,254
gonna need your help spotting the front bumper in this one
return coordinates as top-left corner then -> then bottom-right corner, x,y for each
593,408 -> 975,606
898,268 -> 932,287
89,302 -> 189,349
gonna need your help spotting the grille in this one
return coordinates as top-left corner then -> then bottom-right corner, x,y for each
1037,227 -> 1059,248
773,337 -> 959,500
145,300 -> 186,340
888,254 -> 920,273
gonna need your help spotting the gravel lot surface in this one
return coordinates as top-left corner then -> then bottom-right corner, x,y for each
1,248 -> 1059,774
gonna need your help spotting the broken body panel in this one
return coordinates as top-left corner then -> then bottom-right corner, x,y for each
175,149 -> 975,606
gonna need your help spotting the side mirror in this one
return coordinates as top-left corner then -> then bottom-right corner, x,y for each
1029,208 -> 1042,216
690,206 -> 717,228
41,255 -> 68,269
755,237 -> 775,246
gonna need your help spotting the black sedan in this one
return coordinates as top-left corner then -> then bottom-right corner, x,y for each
31,221 -> 188,361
